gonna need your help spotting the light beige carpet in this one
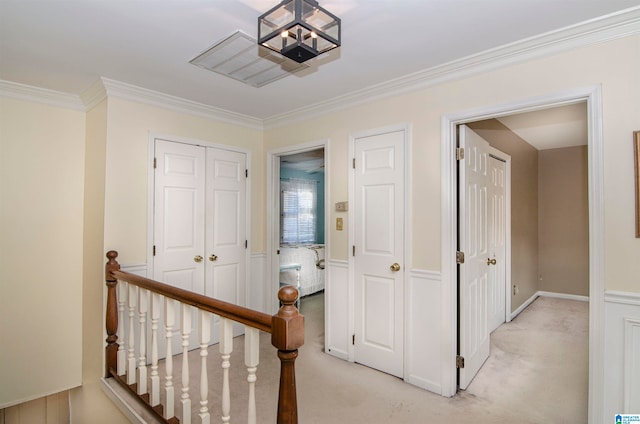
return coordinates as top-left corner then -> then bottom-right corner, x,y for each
148,293 -> 588,423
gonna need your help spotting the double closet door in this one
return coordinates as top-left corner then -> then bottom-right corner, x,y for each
153,138 -> 247,314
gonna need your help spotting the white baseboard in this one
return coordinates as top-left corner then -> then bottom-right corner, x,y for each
511,290 -> 589,320
537,290 -> 589,302
510,292 -> 539,320
100,378 -> 148,424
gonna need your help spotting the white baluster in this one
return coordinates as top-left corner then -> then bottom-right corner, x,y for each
220,318 -> 233,424
198,310 -> 211,424
117,281 -> 127,376
245,327 -> 260,424
150,293 -> 161,406
181,304 -> 192,424
164,298 -> 176,419
137,288 -> 148,395
127,284 -> 137,385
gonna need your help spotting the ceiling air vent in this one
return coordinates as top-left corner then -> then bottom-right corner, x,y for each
189,30 -> 309,88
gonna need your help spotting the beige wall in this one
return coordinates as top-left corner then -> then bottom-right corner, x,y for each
466,120 -> 540,310
103,97 -> 264,262
0,98 -> 84,407
539,146 -> 589,296
264,35 -> 640,294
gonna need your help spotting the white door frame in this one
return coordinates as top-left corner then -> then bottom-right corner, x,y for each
440,86 -> 604,424
266,139 -> 329,314
348,123 -> 412,369
146,134 -> 253,307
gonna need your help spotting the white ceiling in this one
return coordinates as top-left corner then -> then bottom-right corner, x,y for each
1,0 -> 639,123
498,102 -> 588,150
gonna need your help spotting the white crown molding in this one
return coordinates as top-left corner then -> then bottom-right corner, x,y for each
605,290 -> 640,306
99,78 -> 264,130
0,79 -> 84,111
264,6 -> 640,129
80,79 -> 108,111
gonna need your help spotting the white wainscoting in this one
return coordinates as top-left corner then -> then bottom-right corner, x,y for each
405,269 -> 443,394
249,253 -> 266,313
325,259 -> 350,360
120,263 -> 147,277
603,291 -> 640,419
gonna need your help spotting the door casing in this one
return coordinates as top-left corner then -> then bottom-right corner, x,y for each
266,140 -> 329,314
441,86 -> 604,424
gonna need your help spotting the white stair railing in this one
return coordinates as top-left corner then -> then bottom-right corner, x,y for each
105,250 -> 304,424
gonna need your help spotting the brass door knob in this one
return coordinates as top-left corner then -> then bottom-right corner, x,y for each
209,254 -> 218,262
390,263 -> 401,272
487,258 -> 497,265
194,255 -> 203,263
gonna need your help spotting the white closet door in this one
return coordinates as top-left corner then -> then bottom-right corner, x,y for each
353,129 -> 405,379
205,148 -> 247,307
153,139 -> 206,294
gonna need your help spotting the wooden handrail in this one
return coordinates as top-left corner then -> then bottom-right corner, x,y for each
106,253 -> 272,332
104,250 -> 304,424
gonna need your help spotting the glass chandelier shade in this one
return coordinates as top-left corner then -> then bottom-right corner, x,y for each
258,0 -> 341,63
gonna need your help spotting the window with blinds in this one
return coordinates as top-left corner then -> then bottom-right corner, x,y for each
280,179 -> 317,244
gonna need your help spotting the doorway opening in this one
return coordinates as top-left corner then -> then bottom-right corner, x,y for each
442,86 -> 604,422
267,142 -> 328,317
456,103 -> 590,399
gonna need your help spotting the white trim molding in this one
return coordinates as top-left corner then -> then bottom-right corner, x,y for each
0,79 -> 84,111
605,291 -> 640,306
98,78 -> 263,130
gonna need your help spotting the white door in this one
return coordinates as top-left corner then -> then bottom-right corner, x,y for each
487,156 -> 506,333
458,125 -> 491,389
153,140 -> 206,294
153,139 -> 248,346
353,129 -> 405,378
205,148 -> 247,307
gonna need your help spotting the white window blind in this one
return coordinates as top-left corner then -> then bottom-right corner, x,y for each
281,179 -> 317,244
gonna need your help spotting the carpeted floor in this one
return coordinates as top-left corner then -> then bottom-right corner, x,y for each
157,292 -> 588,423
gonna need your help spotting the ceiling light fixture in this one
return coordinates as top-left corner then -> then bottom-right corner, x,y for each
258,0 -> 341,63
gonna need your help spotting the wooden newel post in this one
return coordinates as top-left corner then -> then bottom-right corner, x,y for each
271,286 -> 304,424
105,250 -> 121,378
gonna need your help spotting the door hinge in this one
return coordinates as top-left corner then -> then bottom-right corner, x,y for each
456,251 -> 465,264
456,148 -> 465,161
245,240 -> 248,249
153,245 -> 156,256
352,334 -> 355,345
352,158 -> 355,169
456,355 -> 465,369
245,169 -> 248,178
277,249 -> 280,255
153,157 -> 157,169
352,245 -> 356,256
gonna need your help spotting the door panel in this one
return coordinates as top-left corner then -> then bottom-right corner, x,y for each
206,148 -> 247,308
459,125 -> 490,389
363,274 -> 396,351
154,140 -> 205,294
354,129 -> 404,378
488,157 -> 506,333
